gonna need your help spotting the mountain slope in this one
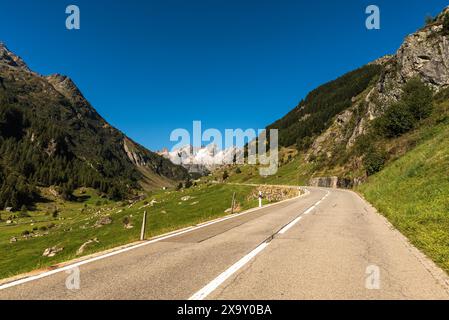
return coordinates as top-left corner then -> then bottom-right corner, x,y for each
267,64 -> 383,149
0,43 -> 188,209
359,103 -> 449,272
264,6 -> 449,186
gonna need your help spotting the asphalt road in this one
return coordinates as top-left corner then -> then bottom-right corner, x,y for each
1,187 -> 448,300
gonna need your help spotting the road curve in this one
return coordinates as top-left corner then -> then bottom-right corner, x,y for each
1,187 -> 448,300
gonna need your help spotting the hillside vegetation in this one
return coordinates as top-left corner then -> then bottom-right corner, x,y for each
0,44 -> 188,211
359,97 -> 449,272
267,64 -> 382,150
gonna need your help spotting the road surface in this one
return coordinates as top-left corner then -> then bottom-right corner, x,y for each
1,187 -> 448,300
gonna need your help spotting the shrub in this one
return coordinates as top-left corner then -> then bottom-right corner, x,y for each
122,216 -> 130,226
374,78 -> 433,138
60,184 -> 74,201
425,15 -> 434,26
18,211 -> 30,218
184,179 -> 193,189
377,102 -> 416,137
18,205 -> 30,218
222,170 -> 229,181
296,136 -> 313,152
364,147 -> 387,176
402,78 -> 434,121
235,168 -> 242,174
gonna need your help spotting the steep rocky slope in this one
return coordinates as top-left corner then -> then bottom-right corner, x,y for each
268,6 -> 449,186
0,42 -> 187,209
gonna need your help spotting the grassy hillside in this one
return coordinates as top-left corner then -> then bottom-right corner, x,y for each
359,104 -> 449,272
0,183 -> 283,280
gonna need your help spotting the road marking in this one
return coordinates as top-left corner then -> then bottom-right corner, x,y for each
278,216 -> 303,234
189,242 -> 269,300
0,187 -> 308,291
279,190 -> 330,233
189,189 -> 331,300
303,191 -> 329,215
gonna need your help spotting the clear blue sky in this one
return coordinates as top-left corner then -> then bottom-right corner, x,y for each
0,0 -> 448,150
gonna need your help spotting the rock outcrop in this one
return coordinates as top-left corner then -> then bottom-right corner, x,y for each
0,42 -> 29,71
309,177 -> 355,189
302,7 -> 449,185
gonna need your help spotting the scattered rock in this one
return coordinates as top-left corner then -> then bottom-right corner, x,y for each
181,196 -> 192,201
76,238 -> 99,256
48,187 -> 60,198
22,232 -> 33,239
9,237 -> 17,243
94,216 -> 112,228
43,246 -> 64,257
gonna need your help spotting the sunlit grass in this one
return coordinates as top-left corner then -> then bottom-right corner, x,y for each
0,184 -> 261,280
359,121 -> 449,272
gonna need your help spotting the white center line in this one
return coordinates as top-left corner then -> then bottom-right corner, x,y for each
189,242 -> 269,301
189,189 -> 331,300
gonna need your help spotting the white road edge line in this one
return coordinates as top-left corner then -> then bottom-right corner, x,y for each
0,186 -> 309,291
189,189 -> 331,300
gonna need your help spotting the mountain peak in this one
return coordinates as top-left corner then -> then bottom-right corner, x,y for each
0,42 -> 29,71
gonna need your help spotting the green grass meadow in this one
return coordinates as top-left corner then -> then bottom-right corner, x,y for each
0,183 -> 264,280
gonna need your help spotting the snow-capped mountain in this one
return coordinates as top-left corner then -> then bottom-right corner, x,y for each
159,144 -> 244,174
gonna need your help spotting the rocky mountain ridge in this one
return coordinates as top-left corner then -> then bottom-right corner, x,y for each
0,42 -> 188,208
